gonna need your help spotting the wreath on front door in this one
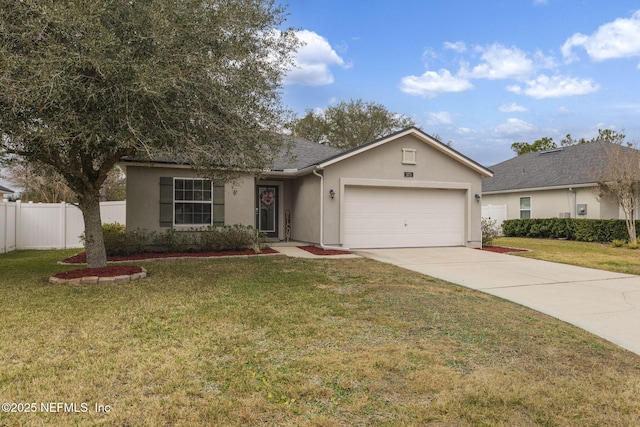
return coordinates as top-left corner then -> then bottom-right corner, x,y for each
260,189 -> 275,206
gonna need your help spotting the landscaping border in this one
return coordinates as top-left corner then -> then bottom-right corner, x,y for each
49,267 -> 147,285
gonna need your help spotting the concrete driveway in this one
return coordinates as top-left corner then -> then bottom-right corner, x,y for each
356,247 -> 640,356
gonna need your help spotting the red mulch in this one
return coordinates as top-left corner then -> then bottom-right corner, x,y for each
62,247 -> 279,264
298,245 -> 352,255
54,266 -> 144,280
478,246 -> 528,253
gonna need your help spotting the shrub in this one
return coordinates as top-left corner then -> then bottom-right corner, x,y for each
611,239 -> 626,247
502,218 -> 638,243
150,228 -> 193,253
199,225 -> 265,252
481,217 -> 500,247
95,224 -> 265,256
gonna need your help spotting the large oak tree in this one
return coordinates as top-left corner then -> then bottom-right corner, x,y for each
0,0 -> 298,267
289,99 -> 417,149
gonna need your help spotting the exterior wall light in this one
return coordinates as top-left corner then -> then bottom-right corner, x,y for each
475,193 -> 481,202
329,189 -> 335,199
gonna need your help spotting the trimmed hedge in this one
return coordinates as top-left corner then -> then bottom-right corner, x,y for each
502,218 -> 635,242
92,223 -> 266,256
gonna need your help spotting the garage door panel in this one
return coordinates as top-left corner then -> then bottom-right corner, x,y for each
343,186 -> 465,248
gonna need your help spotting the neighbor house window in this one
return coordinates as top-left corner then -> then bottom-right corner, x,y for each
520,196 -> 531,219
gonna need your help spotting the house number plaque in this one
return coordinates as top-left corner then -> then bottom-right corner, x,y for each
404,172 -> 414,178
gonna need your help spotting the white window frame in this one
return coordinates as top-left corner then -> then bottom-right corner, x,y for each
519,196 -> 531,219
173,178 -> 214,226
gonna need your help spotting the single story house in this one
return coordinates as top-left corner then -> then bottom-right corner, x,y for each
482,141 -> 635,220
122,127 -> 493,249
0,184 -> 14,199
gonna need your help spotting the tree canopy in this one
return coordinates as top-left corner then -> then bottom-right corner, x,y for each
0,0 -> 299,267
289,99 -> 417,149
594,140 -> 640,244
512,129 -> 628,156
510,137 -> 557,156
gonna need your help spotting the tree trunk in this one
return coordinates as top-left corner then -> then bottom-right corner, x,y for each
79,190 -> 107,268
626,217 -> 637,245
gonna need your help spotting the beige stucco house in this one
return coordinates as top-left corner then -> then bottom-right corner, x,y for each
122,127 -> 493,249
482,142 -> 632,220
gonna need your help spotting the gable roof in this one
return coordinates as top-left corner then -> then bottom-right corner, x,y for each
311,127 -> 493,177
482,141 -> 639,193
121,127 -> 492,178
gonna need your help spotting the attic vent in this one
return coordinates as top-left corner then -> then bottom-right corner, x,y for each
540,148 -> 564,155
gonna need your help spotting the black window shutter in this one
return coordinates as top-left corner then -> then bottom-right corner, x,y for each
159,177 -> 173,227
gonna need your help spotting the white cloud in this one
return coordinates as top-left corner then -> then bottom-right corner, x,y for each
499,102 -> 528,112
507,74 -> 599,98
399,69 -> 473,98
444,41 -> 467,53
462,44 -> 535,80
562,10 -> 640,62
494,118 -> 537,135
426,111 -> 454,125
284,30 -> 349,86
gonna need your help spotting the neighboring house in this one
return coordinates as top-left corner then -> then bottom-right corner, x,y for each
121,127 -> 493,249
0,184 -> 14,199
482,141 -> 634,220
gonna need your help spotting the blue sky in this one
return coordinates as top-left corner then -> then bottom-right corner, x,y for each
279,1 -> 640,166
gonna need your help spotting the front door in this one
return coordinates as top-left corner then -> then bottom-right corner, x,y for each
256,185 -> 278,238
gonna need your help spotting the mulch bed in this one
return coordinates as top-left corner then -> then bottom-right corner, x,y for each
62,247 -> 279,264
55,246 -> 351,282
54,266 -> 144,280
478,246 -> 529,254
298,245 -> 352,255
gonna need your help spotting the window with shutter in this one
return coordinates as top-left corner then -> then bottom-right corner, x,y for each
159,177 -> 174,227
159,177 -> 224,227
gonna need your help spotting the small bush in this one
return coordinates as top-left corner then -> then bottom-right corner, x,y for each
611,239 -> 626,247
481,217 -> 500,247
199,225 -> 265,252
628,242 -> 639,250
101,223 -> 127,253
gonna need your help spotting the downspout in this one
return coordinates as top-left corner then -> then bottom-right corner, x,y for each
312,167 -> 324,247
312,166 -> 350,250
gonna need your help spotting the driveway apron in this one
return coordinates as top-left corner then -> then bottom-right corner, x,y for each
356,247 -> 640,356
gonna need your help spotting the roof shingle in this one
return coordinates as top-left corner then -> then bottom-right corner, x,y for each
482,141 -> 639,192
272,137 -> 343,171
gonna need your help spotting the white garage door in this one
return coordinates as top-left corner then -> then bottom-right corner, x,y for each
343,186 -> 465,248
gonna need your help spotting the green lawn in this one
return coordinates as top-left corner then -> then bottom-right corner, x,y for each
1,249 -> 640,426
494,236 -> 640,275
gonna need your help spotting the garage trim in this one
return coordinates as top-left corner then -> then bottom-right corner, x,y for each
339,178 -> 472,246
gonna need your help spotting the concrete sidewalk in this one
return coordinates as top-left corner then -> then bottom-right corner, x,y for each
356,247 -> 640,355
271,242 -> 361,259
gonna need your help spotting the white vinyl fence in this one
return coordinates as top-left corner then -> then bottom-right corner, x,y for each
481,204 -> 508,235
0,200 -> 125,253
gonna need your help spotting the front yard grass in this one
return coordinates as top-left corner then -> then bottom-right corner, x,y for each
1,249 -> 640,426
494,236 -> 640,275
